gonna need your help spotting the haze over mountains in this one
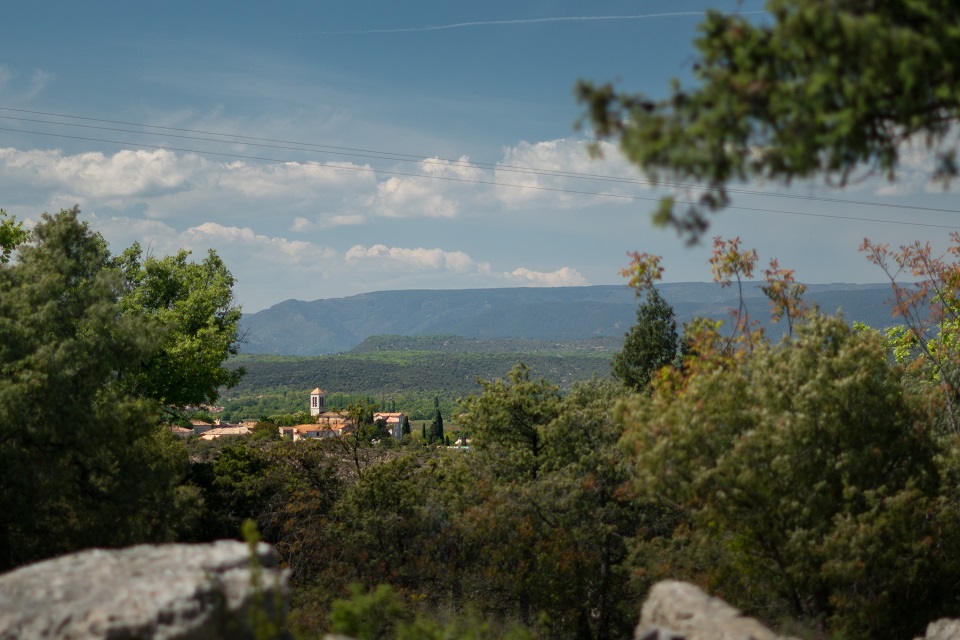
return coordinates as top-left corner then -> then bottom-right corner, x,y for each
239,283 -> 900,356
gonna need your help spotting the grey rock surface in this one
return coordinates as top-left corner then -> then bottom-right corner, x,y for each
635,580 -> 797,640
920,619 -> 960,640
0,540 -> 288,640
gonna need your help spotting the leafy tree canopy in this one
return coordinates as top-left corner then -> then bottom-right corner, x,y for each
619,312 -> 958,637
0,209 -> 29,264
114,242 -> 244,408
578,1 -> 960,238
0,209 -> 192,569
461,363 -> 562,479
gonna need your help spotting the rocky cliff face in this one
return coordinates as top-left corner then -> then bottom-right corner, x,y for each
0,541 -> 288,640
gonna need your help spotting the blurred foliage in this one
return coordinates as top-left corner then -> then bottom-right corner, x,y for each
579,0 -> 960,238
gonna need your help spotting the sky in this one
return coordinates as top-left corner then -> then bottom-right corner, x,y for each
2,1 -> 958,312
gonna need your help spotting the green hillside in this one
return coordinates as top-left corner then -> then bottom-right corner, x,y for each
219,335 -> 617,420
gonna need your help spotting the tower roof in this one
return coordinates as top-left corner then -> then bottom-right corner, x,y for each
310,387 -> 324,395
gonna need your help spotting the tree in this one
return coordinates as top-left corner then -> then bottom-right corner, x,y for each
461,363 -> 562,479
861,234 -> 960,434
0,209 -> 29,264
429,409 -> 444,443
113,242 -> 244,409
251,420 -> 281,442
611,288 -> 680,392
578,2 -> 960,238
0,209 -> 191,569
619,312 -> 960,638
401,415 -> 411,436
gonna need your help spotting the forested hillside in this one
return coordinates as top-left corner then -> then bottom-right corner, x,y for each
220,336 -> 617,420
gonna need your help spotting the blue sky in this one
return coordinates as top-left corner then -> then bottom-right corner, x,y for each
2,1 -> 957,311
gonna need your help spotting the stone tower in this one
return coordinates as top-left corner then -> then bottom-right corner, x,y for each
309,387 -> 326,416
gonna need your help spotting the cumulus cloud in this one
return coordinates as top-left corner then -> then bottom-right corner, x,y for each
0,147 -> 374,215
346,243 -> 487,273
366,156 -> 486,218
503,266 -> 589,287
0,147 -> 199,198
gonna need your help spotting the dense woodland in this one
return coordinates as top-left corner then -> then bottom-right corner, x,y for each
4,3 -> 960,639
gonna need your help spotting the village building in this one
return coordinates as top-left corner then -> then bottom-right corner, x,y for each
373,412 -> 406,441
280,386 -> 357,441
199,425 -> 252,441
189,419 -> 213,436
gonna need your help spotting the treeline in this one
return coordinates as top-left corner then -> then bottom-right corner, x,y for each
349,335 -> 623,354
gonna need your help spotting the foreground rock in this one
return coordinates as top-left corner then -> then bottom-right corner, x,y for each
0,540 -> 288,640
635,580 -> 797,640
918,619 -> 960,640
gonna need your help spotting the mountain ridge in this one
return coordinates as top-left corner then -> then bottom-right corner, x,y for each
239,282 -> 899,356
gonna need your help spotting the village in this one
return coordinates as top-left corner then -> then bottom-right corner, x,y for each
172,386 -> 468,447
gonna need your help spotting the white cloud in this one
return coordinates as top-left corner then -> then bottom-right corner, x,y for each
494,138 -> 641,208
366,156 -> 486,218
503,266 -> 589,287
0,147 -> 375,214
0,147 -> 198,198
218,160 -> 374,197
183,222 -> 331,264
346,243 -> 485,273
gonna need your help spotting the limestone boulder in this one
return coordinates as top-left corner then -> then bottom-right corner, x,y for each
635,580 -> 798,640
0,540 -> 288,640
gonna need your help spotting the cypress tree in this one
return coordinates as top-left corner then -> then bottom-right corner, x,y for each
430,409 -> 444,443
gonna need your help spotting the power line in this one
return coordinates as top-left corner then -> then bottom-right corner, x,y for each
1,105 -> 957,216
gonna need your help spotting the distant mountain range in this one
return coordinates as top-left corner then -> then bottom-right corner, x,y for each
238,283 -> 900,356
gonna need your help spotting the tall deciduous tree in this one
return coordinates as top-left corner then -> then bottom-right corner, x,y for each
611,288 -> 680,392
578,1 -> 960,238
0,208 -> 191,569
113,242 -> 244,408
